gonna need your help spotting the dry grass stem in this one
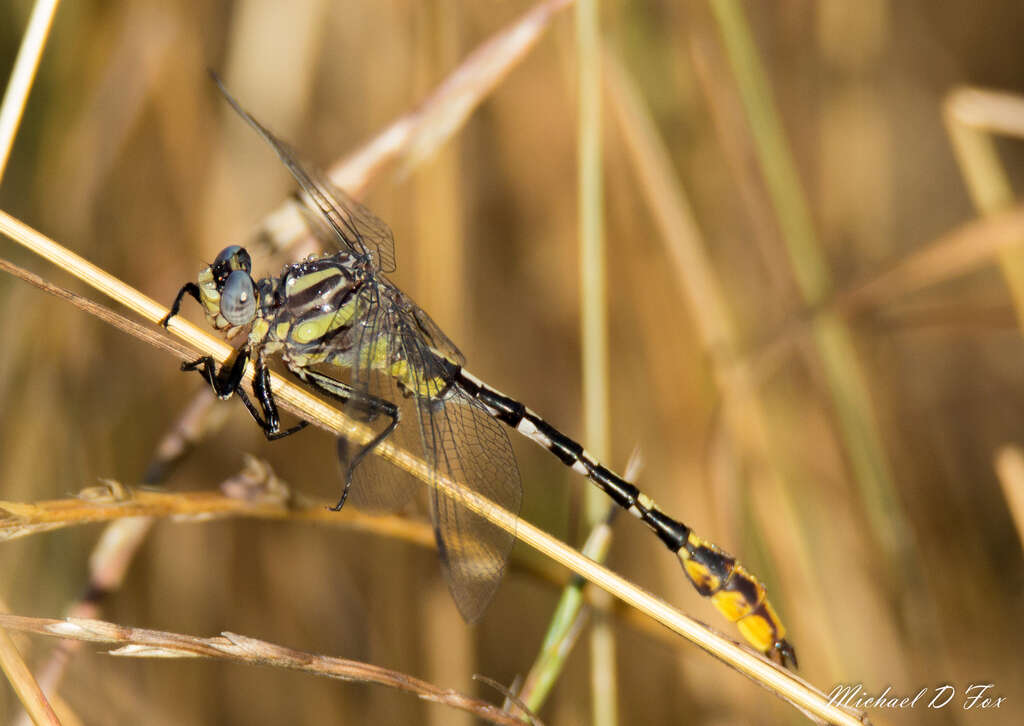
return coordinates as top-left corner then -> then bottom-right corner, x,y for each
0,0 -> 61,181
0,258 -> 196,363
0,614 -> 534,726
142,389 -> 228,484
0,617 -> 62,726
474,673 -> 541,725
0,485 -> 434,549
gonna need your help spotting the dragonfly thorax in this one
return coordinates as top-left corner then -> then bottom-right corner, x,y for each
248,252 -> 373,365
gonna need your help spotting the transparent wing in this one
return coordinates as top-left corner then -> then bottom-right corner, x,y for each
313,287 -> 423,512
420,391 -> 521,622
339,393 -> 424,514
333,295 -> 521,621
213,73 -> 397,273
400,331 -> 521,622
409,295 -> 465,367
290,166 -> 398,274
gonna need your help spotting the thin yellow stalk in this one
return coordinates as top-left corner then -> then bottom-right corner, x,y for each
576,3 -> 609,484
576,0 -> 616,722
0,598 -> 62,726
0,211 -> 863,724
0,0 -> 61,181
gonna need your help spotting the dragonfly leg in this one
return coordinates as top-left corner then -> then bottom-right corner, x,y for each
182,348 -> 249,399
294,367 -> 400,511
249,352 -> 309,440
160,282 -> 201,327
184,350 -> 308,440
332,413 -> 400,511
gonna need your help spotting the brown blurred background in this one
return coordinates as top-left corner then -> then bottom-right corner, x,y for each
1,0 -> 1023,724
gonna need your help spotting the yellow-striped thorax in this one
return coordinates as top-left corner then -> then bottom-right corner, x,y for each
197,245 -> 456,400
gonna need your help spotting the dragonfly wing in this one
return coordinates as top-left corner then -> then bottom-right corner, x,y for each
411,300 -> 465,366
422,393 -> 521,622
327,303 -> 521,622
291,162 -> 398,274
401,335 -> 521,622
212,73 -> 397,273
330,292 -> 421,511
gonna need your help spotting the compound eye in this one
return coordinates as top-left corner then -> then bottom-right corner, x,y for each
220,270 -> 257,325
214,245 -> 252,273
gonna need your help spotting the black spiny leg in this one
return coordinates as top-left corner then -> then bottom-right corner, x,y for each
296,368 -> 399,511
160,283 -> 201,327
332,412 -> 399,511
182,348 -> 248,399
249,352 -> 309,440
184,349 -> 308,441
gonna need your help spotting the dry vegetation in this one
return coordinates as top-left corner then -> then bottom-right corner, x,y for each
1,1 -> 1023,724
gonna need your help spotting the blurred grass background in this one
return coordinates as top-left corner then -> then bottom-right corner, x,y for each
2,0 -> 1024,723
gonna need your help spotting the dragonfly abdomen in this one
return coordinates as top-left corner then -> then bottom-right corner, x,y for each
453,365 -> 795,667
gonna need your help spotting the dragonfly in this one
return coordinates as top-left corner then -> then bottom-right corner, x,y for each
162,74 -> 797,668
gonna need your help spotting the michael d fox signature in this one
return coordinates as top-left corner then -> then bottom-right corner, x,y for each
828,683 -> 1006,711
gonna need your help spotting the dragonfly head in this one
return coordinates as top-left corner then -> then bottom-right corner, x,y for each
197,245 -> 258,331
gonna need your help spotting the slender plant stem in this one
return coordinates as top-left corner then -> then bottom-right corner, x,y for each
0,599 -> 62,726
576,0 -> 618,723
0,0 -> 61,181
0,614 -> 531,726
